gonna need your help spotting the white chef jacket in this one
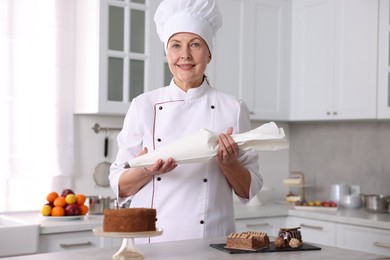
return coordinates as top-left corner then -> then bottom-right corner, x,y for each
109,79 -> 263,242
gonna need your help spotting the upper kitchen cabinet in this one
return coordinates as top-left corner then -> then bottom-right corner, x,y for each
210,0 -> 291,121
209,0 -> 243,98
290,0 -> 379,120
74,0 -> 162,115
242,0 -> 291,120
377,0 -> 390,119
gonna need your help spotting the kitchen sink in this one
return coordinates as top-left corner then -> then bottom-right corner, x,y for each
0,215 -> 40,257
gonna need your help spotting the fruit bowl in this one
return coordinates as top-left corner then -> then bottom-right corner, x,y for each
292,205 -> 338,213
40,215 -> 85,221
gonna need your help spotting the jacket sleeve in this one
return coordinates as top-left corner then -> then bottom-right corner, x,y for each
109,99 -> 143,205
235,99 -> 263,205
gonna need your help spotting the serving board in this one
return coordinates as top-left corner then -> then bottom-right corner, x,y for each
210,242 -> 321,254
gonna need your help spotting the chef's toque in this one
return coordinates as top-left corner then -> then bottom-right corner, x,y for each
154,0 -> 222,54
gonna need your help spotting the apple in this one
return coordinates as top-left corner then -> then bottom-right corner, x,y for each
45,202 -> 54,208
65,204 -> 81,216
321,201 -> 330,207
61,189 -> 75,197
329,201 -> 338,207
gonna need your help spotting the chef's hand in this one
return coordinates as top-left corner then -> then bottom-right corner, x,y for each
139,147 -> 177,176
217,127 -> 239,166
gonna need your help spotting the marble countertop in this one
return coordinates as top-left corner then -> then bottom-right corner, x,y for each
1,236 -> 385,260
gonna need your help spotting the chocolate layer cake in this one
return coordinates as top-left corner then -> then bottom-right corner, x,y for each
226,231 -> 270,250
103,208 -> 156,232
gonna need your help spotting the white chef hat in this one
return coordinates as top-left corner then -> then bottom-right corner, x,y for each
154,0 -> 222,54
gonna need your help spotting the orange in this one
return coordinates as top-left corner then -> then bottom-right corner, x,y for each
76,194 -> 86,205
51,206 -> 65,216
46,192 -> 59,203
53,196 -> 67,207
79,204 -> 89,215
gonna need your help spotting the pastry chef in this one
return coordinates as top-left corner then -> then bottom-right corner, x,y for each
109,0 -> 263,242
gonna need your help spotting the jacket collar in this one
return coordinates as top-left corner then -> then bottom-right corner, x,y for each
168,78 -> 210,101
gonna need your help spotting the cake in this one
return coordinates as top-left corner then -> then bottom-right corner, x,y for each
226,231 -> 270,250
274,227 -> 303,248
103,208 -> 157,232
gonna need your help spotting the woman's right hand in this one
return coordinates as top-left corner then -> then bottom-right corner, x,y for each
141,147 -> 177,176
118,148 -> 177,197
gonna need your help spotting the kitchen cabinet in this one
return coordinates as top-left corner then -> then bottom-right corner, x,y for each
240,0 -> 291,120
337,223 -> 390,256
236,217 -> 286,235
37,230 -> 120,253
211,0 -> 290,121
74,0 -> 162,115
209,0 -> 242,98
286,216 -> 336,246
290,0 -> 379,120
377,0 -> 390,119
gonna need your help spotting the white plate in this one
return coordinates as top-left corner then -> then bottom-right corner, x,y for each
93,227 -> 163,238
40,215 -> 85,221
293,205 -> 338,213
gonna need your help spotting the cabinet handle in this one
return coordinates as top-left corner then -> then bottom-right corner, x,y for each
246,223 -> 270,228
326,111 -> 331,115
60,241 -> 93,248
300,223 -> 323,231
333,111 -> 338,115
373,241 -> 390,249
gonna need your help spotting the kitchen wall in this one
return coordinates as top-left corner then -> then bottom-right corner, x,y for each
73,115 -> 124,198
289,121 -> 390,201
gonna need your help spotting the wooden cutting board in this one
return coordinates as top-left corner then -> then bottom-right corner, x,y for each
210,242 -> 321,254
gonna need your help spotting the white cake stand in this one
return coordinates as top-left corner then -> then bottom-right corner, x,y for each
93,227 -> 163,260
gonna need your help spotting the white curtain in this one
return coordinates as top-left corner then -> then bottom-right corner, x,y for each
0,0 -> 75,211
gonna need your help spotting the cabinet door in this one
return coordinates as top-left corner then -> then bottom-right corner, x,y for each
75,0 -> 159,115
290,0 -> 336,120
378,0 -> 390,118
333,0 -> 378,119
286,216 -> 336,246
241,0 -> 290,120
337,224 -> 390,256
210,0 -> 243,98
291,0 -> 378,120
236,217 -> 286,236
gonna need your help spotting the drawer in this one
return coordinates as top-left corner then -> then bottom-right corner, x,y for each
38,231 -> 100,253
337,224 -> 390,257
236,217 -> 286,236
286,216 -> 336,246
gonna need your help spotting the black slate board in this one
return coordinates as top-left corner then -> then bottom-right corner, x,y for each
210,242 -> 321,254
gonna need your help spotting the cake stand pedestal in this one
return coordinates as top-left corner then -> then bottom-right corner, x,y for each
93,227 -> 163,260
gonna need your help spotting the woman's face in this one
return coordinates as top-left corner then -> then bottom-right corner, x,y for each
166,32 -> 211,91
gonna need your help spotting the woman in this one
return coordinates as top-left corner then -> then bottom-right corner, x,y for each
109,0 -> 263,242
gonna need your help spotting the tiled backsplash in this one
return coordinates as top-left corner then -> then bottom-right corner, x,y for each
289,121 -> 390,201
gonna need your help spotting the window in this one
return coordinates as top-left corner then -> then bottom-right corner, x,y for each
0,0 -> 74,212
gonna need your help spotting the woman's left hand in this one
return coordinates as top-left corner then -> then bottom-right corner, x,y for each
217,127 -> 239,165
